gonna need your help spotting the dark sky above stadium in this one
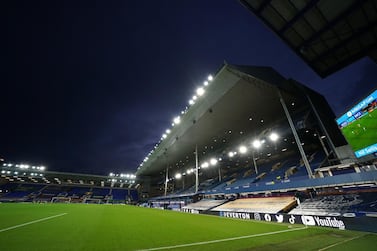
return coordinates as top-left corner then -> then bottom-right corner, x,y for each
3,0 -> 377,175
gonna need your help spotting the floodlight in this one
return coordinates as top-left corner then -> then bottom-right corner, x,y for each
162,134 -> 167,139
201,162 -> 209,168
173,116 -> 181,125
239,145 -> 247,154
208,75 -> 213,81
175,173 -> 182,179
228,151 -> 234,157
189,99 -> 195,105
210,158 -> 218,166
269,132 -> 279,141
252,140 -> 262,149
203,81 -> 209,86
192,95 -> 197,101
196,87 -> 205,96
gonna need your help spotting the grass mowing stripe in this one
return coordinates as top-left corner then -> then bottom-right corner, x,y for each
137,226 -> 308,251
0,213 -> 67,233
317,235 -> 365,251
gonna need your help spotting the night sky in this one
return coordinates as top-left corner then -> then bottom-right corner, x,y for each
3,1 -> 377,175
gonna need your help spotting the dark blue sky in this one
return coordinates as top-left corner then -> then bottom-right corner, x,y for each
3,0 -> 377,175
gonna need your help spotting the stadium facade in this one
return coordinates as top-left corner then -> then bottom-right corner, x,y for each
136,63 -> 354,198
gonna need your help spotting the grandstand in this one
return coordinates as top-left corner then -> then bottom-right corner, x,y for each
0,162 -> 138,204
136,63 -> 350,197
132,63 -> 377,233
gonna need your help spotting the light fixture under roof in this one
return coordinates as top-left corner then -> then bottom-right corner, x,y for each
239,146 -> 247,154
269,132 -> 279,141
196,87 -> 205,96
173,116 -> 181,125
252,139 -> 262,149
210,158 -> 218,166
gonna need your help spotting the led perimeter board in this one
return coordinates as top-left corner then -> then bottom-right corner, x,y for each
336,89 -> 377,158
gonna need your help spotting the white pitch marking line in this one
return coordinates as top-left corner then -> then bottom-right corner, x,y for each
0,213 -> 67,233
318,235 -> 364,251
138,226 -> 307,251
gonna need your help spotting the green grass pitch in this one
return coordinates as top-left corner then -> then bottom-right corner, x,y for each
341,108 -> 377,152
0,203 -> 376,251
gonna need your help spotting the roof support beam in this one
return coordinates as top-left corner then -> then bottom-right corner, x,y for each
240,0 -> 272,15
256,0 -> 272,13
311,19 -> 377,63
297,0 -> 365,50
279,0 -> 320,34
321,40 -> 377,76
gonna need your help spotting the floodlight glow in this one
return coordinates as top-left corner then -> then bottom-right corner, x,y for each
196,87 -> 205,96
201,162 -> 209,168
204,81 -> 209,86
189,99 -> 195,105
208,75 -> 213,81
174,173 -> 182,179
253,140 -> 262,149
173,116 -> 181,125
239,145 -> 247,154
210,158 -> 218,166
269,132 -> 279,141
228,151 -> 234,157
192,95 -> 197,101
166,129 -> 171,134
162,134 -> 167,139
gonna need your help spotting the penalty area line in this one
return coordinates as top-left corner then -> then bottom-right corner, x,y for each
0,213 -> 67,233
138,226 -> 307,251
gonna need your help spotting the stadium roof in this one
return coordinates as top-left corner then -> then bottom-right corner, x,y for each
240,0 -> 377,77
136,64 -> 315,177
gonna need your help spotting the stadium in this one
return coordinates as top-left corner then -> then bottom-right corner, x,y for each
2,1 -> 377,250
